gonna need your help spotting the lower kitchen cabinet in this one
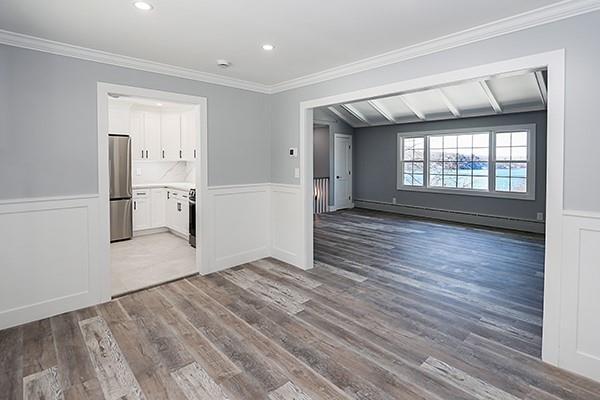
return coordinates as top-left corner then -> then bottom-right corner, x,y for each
133,190 -> 151,231
133,187 -> 189,237
166,189 -> 189,236
151,188 -> 166,227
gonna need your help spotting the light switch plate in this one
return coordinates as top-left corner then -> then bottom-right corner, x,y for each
289,147 -> 298,157
136,168 -> 142,176
294,168 -> 300,178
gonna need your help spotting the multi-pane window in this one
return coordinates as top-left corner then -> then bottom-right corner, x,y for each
398,125 -> 534,199
495,131 -> 528,193
428,133 -> 489,190
402,137 -> 424,186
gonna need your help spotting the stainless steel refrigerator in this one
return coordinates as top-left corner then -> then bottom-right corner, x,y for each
109,135 -> 132,242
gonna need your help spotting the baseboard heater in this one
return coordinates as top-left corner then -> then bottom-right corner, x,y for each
354,199 -> 544,233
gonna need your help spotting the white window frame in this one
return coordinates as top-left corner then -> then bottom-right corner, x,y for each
396,124 -> 536,200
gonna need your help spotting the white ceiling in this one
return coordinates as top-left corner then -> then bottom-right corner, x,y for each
323,69 -> 547,128
0,0 -> 563,85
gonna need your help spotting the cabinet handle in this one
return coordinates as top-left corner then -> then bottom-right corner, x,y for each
134,201 -> 137,210
141,150 -> 144,159
194,149 -> 196,158
179,150 -> 182,159
162,150 -> 165,159
146,150 -> 148,158
167,191 -> 170,199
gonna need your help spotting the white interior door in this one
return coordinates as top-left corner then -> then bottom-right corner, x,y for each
334,134 -> 353,210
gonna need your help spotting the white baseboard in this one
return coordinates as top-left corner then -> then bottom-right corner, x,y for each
0,195 -> 103,330
133,227 -> 169,237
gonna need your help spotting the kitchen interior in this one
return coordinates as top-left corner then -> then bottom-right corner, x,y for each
108,95 -> 198,296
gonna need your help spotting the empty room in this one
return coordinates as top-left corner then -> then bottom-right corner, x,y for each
1,1 -> 600,399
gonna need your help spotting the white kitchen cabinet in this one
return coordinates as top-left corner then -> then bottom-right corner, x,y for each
161,112 -> 182,161
180,110 -> 197,161
144,111 -> 162,160
108,104 -> 131,134
130,110 -> 162,160
150,188 -> 167,228
166,189 -> 188,236
130,110 -> 145,160
133,190 -> 151,231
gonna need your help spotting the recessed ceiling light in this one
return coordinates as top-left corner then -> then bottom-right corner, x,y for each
133,1 -> 153,11
262,44 -> 274,51
156,103 -> 163,106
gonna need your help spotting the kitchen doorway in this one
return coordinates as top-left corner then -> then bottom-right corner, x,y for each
97,83 -> 208,298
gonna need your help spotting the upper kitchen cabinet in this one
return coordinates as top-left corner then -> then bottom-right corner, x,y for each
144,112 -> 162,160
130,109 -> 162,161
108,103 -> 131,134
161,112 -> 182,161
181,109 -> 198,161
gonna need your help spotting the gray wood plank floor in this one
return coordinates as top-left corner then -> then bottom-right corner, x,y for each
2,208 -> 600,399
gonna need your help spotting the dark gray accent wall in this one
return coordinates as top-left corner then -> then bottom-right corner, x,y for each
313,126 -> 330,178
353,111 -> 547,222
313,108 -> 354,206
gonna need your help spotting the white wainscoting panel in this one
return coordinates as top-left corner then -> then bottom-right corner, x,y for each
560,211 -> 600,382
270,184 -> 304,268
204,184 -> 270,274
0,195 -> 102,330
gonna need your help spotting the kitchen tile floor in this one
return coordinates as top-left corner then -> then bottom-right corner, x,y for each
110,231 -> 197,296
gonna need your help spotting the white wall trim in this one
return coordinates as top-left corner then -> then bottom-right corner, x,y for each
1,1 -> 599,94
204,183 -> 272,274
0,29 -> 270,94
0,196 -> 102,330
0,193 -> 98,205
298,49 -> 566,370
269,0 -> 600,92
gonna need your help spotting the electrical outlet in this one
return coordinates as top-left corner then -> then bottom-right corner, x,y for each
136,168 -> 142,176
392,197 -> 397,204
294,168 -> 300,178
537,212 -> 544,221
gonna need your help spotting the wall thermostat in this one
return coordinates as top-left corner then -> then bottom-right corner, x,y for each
289,147 -> 298,157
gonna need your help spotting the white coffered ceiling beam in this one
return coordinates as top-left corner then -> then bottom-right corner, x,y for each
479,80 -> 502,113
535,70 -> 547,106
341,104 -> 369,124
367,99 -> 397,123
437,88 -> 460,118
399,95 -> 426,121
327,106 -> 358,127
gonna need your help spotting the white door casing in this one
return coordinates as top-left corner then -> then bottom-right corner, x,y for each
334,134 -> 353,210
297,50 -> 572,375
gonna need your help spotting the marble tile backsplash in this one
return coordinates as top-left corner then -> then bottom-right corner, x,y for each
132,161 -> 195,185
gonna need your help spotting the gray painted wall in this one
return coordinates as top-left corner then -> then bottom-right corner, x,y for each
0,44 -> 270,200
269,10 -> 600,214
354,111 -> 546,221
313,126 -> 329,178
313,107 -> 354,206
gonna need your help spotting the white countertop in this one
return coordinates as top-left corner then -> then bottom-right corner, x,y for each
132,182 -> 195,191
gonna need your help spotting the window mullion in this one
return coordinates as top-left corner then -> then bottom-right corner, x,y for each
424,136 -> 429,188
490,130 -> 496,193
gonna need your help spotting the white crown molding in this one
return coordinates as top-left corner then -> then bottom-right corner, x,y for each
268,0 -> 600,93
0,0 -> 599,95
0,29 -> 271,94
